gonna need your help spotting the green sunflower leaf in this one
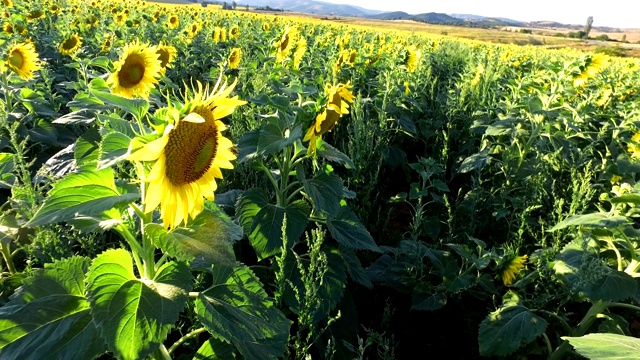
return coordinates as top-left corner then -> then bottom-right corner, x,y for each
75,129 -> 102,170
563,333 -> 640,360
326,207 -> 380,252
193,337 -> 237,359
146,206 -> 241,267
549,213 -> 629,231
195,264 -> 291,360
89,78 -> 149,120
256,116 -> 303,156
26,168 -> 139,227
0,152 -> 16,188
315,140 -> 355,169
98,131 -> 132,170
478,295 -> 547,357
303,166 -> 343,216
86,249 -> 192,360
0,257 -> 107,360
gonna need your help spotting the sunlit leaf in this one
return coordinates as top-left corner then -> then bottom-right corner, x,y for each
563,333 -> 640,360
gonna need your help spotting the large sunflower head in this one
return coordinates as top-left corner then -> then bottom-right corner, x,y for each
107,40 -> 162,99
5,41 -> 41,80
227,47 -> 241,69
58,34 -> 83,56
128,79 -> 247,229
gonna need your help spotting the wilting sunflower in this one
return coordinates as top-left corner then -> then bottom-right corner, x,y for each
156,43 -> 177,73
58,34 -> 83,56
107,40 -> 162,99
227,47 -> 241,69
304,83 -> 355,155
220,27 -> 227,42
128,79 -> 246,229
5,41 -> 41,80
501,254 -> 527,286
167,14 -> 179,29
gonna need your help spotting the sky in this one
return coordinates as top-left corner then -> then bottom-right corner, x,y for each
320,0 -> 638,28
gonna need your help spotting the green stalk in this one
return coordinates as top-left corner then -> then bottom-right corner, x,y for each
0,242 -> 16,274
167,327 -> 207,355
548,300 -> 610,360
115,224 -> 144,277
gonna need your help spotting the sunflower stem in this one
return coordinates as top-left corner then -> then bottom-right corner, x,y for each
0,242 -> 16,275
167,327 -> 207,355
115,224 -> 145,277
285,186 -> 305,205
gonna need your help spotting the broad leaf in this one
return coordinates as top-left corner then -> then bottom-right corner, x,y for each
237,189 -> 310,259
563,333 -> 640,360
303,167 -> 343,216
98,131 -> 132,170
0,257 -> 106,360
327,207 -> 380,252
458,148 -> 490,174
478,297 -> 547,356
87,249 -> 192,360
0,153 -> 16,188
256,119 -> 303,156
195,264 -> 290,360
412,285 -> 447,311
90,78 -> 149,120
27,168 -> 138,227
340,247 -> 372,288
315,140 -> 355,169
550,213 -> 629,231
193,338 -> 236,360
146,207 -> 241,267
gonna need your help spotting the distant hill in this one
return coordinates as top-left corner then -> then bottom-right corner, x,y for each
368,11 -> 411,20
241,0 -> 384,16
412,12 -> 464,24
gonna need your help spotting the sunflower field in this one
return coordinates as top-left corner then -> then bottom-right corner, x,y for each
2,0 -> 640,358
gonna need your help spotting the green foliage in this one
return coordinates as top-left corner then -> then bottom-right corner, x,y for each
564,333 -> 640,359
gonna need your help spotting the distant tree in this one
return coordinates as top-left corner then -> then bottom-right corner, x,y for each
584,16 -> 594,37
245,4 -> 249,11
232,1 -> 236,9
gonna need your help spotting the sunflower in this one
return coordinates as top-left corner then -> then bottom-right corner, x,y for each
167,14 -> 179,29
220,27 -> 227,42
26,9 -> 45,21
107,40 -> 162,99
304,83 -> 355,155
2,22 -> 13,34
276,25 -> 297,63
115,12 -> 127,26
574,54 -> 609,87
187,21 -> 201,38
49,4 -> 61,14
58,34 -> 83,56
128,79 -> 246,229
229,24 -> 240,39
501,255 -> 527,286
2,0 -> 13,8
406,45 -> 421,72
262,22 -> 270,32
292,36 -> 307,70
156,43 -> 177,72
5,41 -> 41,80
101,35 -> 114,53
212,27 -> 222,43
227,47 -> 241,69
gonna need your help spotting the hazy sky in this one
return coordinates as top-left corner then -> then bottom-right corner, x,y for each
320,0 -> 638,28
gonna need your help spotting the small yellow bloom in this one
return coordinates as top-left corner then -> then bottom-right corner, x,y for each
229,25 -> 240,39
167,14 -> 179,29
611,175 -> 622,184
156,43 -> 177,73
59,34 -> 83,56
2,0 -> 13,8
502,255 -> 527,286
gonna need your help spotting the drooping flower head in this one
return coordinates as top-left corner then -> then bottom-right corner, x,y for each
107,40 -> 162,99
292,36 -> 307,70
227,47 -> 241,69
573,53 -> 609,87
275,25 -> 298,64
5,41 -> 41,80
156,43 -> 177,73
59,34 -> 83,56
26,9 -> 45,21
501,254 -> 527,286
304,83 -> 355,155
128,79 -> 246,229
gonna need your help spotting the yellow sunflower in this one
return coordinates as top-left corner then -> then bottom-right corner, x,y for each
292,36 -> 307,70
304,83 -> 355,155
2,0 -> 13,8
50,4 -> 61,14
167,14 -> 179,29
262,22 -> 270,32
406,45 -> 421,73
187,21 -> 201,38
101,35 -> 114,54
2,22 -> 13,34
107,40 -> 162,99
501,254 -> 527,286
58,34 -> 83,56
276,25 -> 297,63
115,12 -> 127,26
229,24 -> 240,39
156,43 -> 177,73
574,54 -> 609,87
227,47 -> 241,69
5,41 -> 41,80
128,79 -> 246,229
